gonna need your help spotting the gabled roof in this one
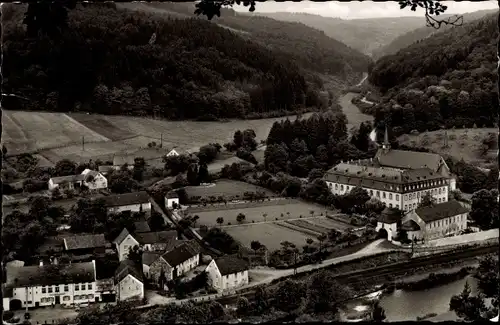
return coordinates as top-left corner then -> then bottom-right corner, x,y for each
215,256 -> 249,276
115,260 -> 143,283
6,261 -> 95,287
375,149 -> 443,171
50,174 -> 85,184
135,231 -> 177,245
401,219 -> 421,231
113,155 -> 135,166
63,234 -> 108,251
134,220 -> 151,233
100,191 -> 150,208
415,200 -> 470,223
378,207 -> 402,224
161,243 -> 199,267
142,251 -> 161,266
113,228 -> 133,245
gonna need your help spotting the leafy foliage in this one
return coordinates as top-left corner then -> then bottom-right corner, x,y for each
469,189 -> 499,230
369,13 -> 498,133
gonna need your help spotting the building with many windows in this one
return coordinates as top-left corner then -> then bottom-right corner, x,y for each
324,127 -> 456,213
3,261 -> 98,311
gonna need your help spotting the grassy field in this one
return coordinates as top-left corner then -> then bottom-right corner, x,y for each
307,216 -> 353,232
225,222 -> 313,250
189,200 -> 332,226
4,110 -> 313,165
2,111 -> 109,155
185,180 -> 276,199
398,128 -> 497,168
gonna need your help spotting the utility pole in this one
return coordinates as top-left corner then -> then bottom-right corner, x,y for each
82,136 -> 85,151
160,133 -> 163,148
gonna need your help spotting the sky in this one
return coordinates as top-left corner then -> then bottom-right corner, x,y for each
233,1 -> 498,20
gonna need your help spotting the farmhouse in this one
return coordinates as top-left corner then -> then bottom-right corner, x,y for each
165,191 -> 180,209
113,228 -> 178,261
115,260 -> 144,302
48,174 -> 85,191
3,260 -> 98,311
205,256 -> 249,292
324,128 -> 455,212
63,234 -> 109,262
100,191 -> 151,215
146,242 -> 201,285
81,169 -> 108,190
401,200 -> 469,241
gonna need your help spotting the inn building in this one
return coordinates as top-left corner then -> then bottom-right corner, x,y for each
324,128 -> 456,213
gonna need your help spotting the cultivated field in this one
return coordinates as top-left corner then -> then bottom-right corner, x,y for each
2,111 -> 109,155
4,110 -> 314,165
307,216 -> 353,232
398,128 -> 497,168
286,219 -> 330,234
189,200 -> 331,226
225,223 -> 314,250
185,180 -> 276,199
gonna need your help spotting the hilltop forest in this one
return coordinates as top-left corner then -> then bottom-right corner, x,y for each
368,13 -> 498,134
2,3 -> 371,120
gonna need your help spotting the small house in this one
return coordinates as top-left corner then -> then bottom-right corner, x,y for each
114,260 -> 144,302
48,174 -> 85,191
165,192 -> 180,209
113,228 -> 178,261
166,149 -> 180,157
63,234 -> 109,261
375,207 -> 403,240
81,169 -> 108,190
205,256 -> 249,292
101,191 -> 151,215
402,200 -> 469,241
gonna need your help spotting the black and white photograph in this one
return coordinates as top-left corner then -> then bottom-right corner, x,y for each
1,0 -> 499,323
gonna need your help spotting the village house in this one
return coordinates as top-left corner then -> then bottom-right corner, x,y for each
146,241 -> 200,286
402,200 -> 470,241
81,169 -> 108,190
63,234 -> 109,262
324,128 -> 456,212
114,260 -> 144,302
204,256 -> 249,292
113,228 -> 178,261
3,260 -> 98,311
166,149 -> 180,157
100,191 -> 151,216
165,192 -> 180,209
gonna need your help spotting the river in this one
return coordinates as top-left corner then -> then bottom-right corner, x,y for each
342,275 -> 479,322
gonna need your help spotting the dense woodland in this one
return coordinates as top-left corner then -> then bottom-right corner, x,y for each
368,13 -> 498,134
2,3 -> 370,120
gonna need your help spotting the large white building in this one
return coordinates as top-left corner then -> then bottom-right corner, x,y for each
3,261 -> 98,311
324,128 -> 456,213
205,256 -> 249,292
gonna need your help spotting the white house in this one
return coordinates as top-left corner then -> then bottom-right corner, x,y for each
113,228 -> 178,261
165,192 -> 180,209
48,174 -> 85,191
3,260 -> 97,311
166,149 -> 180,157
101,191 -> 151,215
375,207 -> 403,241
115,260 -> 144,302
205,256 -> 249,292
81,169 -> 108,190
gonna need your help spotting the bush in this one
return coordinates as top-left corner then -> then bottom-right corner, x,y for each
3,311 -> 14,321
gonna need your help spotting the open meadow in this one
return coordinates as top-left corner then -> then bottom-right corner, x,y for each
185,180 -> 276,199
225,222 -> 315,250
398,128 -> 497,169
187,200 -> 333,226
3,110 -> 313,165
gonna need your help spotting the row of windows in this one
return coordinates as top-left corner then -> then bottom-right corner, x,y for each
428,215 -> 465,229
405,187 -> 446,201
404,180 -> 446,191
41,283 -> 92,294
404,197 -> 447,211
331,183 -> 401,201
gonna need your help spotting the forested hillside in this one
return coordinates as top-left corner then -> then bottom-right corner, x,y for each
368,13 -> 498,134
2,3 -> 363,120
372,9 -> 497,59
122,3 -> 372,82
255,12 -> 427,57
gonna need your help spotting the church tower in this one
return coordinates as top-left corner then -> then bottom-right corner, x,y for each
382,126 -> 391,152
